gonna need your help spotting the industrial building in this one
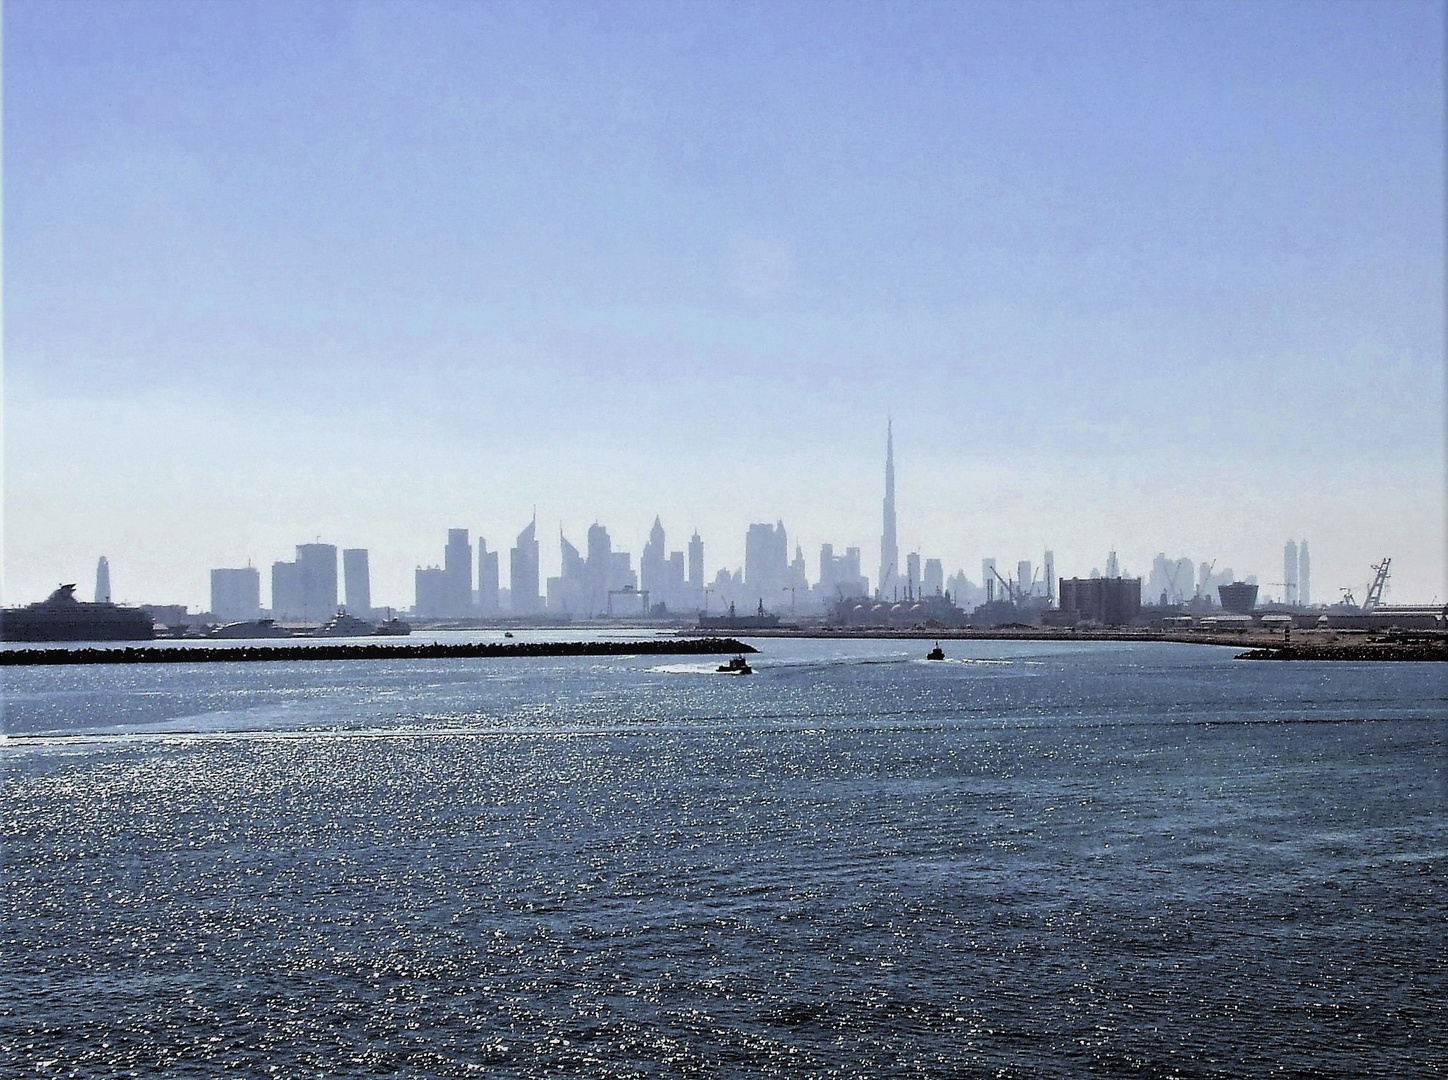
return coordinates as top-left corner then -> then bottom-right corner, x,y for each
1057,576 -> 1142,626
1217,581 -> 1259,614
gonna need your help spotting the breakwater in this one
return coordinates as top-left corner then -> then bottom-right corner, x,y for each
1236,638 -> 1448,662
0,637 -> 755,667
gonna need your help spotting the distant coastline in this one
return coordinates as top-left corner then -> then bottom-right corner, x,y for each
679,626 -> 1448,661
0,637 -> 755,667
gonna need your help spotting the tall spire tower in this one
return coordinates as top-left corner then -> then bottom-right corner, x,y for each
878,421 -> 898,598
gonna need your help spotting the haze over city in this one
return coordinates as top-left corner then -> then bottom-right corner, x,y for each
4,0 -> 1445,610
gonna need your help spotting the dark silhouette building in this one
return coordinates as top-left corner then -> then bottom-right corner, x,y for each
1217,581 -> 1259,614
1058,576 -> 1142,626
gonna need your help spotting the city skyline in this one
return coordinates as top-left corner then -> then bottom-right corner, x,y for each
35,424 -> 1413,617
4,1 -> 1444,608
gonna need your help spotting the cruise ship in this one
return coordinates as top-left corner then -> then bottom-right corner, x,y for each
1,585 -> 155,642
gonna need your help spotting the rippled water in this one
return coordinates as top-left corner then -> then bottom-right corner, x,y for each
3,639 -> 1445,1076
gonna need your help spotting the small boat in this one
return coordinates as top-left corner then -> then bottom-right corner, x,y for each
926,642 -> 945,661
716,655 -> 753,675
503,631 -> 514,638
371,617 -> 412,636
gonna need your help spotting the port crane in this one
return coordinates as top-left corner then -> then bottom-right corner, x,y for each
1363,558 -> 1391,612
1334,558 -> 1391,612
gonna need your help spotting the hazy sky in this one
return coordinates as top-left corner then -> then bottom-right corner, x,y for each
5,0 -> 1445,610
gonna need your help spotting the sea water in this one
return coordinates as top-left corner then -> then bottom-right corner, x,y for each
2,638 -> 1445,1076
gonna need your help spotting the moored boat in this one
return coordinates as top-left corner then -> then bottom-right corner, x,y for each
1,585 -> 154,642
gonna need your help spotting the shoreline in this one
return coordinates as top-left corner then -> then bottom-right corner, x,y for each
0,637 -> 755,667
678,626 -> 1448,661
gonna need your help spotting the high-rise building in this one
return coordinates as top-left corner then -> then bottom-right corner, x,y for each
1044,550 -> 1056,605
665,551 -> 686,610
271,560 -> 302,619
906,552 -> 922,598
294,543 -> 338,621
444,529 -> 473,617
687,531 -> 704,592
1283,540 -> 1299,606
477,540 -> 500,614
342,549 -> 371,614
1059,576 -> 1143,626
547,530 -> 587,615
641,517 -> 667,601
94,556 -> 111,603
816,543 -> 869,604
1105,550 -> 1120,578
586,523 -> 613,614
982,558 -> 998,603
1146,553 -> 1194,606
879,422 -> 898,598
745,521 -> 789,610
923,558 -> 944,597
211,566 -> 261,621
414,566 -> 448,618
1299,540 -> 1311,607
1018,560 -> 1033,598
510,516 -> 540,614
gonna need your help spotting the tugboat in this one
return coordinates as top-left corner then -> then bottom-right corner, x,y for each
716,654 -> 754,675
926,642 -> 946,661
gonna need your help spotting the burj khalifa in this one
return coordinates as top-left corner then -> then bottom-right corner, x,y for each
878,422 -> 898,599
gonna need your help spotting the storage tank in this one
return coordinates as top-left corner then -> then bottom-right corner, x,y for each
1218,581 -> 1259,614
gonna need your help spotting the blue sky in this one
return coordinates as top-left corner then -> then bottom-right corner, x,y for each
4,0 -> 1444,609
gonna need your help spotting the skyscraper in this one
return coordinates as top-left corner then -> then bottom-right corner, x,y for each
923,558 -> 944,597
94,556 -> 111,604
586,523 -> 613,614
1283,540 -> 1299,606
477,540 -> 500,614
1298,540 -> 1311,607
271,560 -> 301,619
878,421 -> 898,599
641,516 -> 667,600
444,529 -> 472,617
211,566 -> 261,621
296,543 -> 338,621
687,531 -> 704,591
343,548 -> 371,614
745,521 -> 788,610
510,515 -> 540,614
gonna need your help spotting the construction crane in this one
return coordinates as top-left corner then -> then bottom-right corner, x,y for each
1195,560 -> 1217,600
989,564 -> 1018,604
1363,558 -> 1391,612
1163,561 -> 1187,605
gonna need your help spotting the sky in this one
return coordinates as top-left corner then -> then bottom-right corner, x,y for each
4,0 -> 1445,610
